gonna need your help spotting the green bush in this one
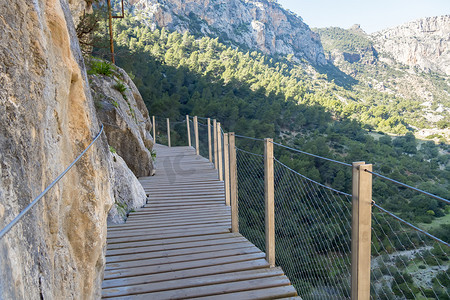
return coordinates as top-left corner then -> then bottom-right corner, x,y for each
88,60 -> 114,77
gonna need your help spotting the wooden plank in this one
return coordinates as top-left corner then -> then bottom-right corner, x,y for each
186,115 -> 191,147
102,259 -> 270,289
193,285 -> 298,300
104,275 -> 291,299
167,118 -> 171,147
106,228 -> 230,244
102,268 -> 285,298
117,215 -> 230,227
208,118 -> 212,162
107,219 -> 231,232
107,223 -> 231,239
106,245 -> 260,270
103,144 -> 298,299
264,138 -> 275,267
106,233 -> 240,251
106,237 -> 247,261
229,133 -> 239,233
103,253 -> 266,280
217,122 -> 223,181
152,116 -> 156,143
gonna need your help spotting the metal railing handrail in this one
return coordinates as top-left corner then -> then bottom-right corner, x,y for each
364,168 -> 450,205
0,125 -> 104,239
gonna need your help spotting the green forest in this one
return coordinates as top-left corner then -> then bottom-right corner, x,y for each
83,5 -> 449,298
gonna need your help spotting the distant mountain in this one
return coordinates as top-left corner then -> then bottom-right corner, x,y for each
128,0 -> 327,65
372,15 -> 450,76
313,18 -> 450,139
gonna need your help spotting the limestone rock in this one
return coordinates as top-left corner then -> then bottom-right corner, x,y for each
108,153 -> 147,224
372,15 -> 450,75
0,0 -> 113,298
89,64 -> 155,177
129,0 -> 327,65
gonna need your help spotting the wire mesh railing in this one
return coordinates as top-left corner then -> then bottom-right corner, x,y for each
371,203 -> 450,299
197,119 -> 210,159
236,148 -> 266,252
150,115 -> 450,299
274,158 -> 353,299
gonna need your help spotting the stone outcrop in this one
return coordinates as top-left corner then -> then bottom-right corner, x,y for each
108,153 -> 147,224
0,0 -> 113,298
129,0 -> 327,65
89,62 -> 154,223
89,64 -> 155,177
372,15 -> 450,75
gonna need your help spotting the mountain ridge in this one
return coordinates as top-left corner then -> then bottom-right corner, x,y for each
128,0 -> 327,65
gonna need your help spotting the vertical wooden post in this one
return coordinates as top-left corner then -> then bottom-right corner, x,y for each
167,118 -> 171,147
264,138 -> 275,267
223,133 -> 230,206
217,122 -> 223,181
107,0 -> 115,64
229,133 -> 238,233
213,119 -> 218,169
208,118 -> 212,163
152,116 -> 156,144
351,162 -> 372,300
194,116 -> 199,156
186,115 -> 191,147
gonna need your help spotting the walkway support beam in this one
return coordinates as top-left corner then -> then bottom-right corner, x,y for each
194,116 -> 199,155
217,122 -> 223,181
264,138 -> 275,267
229,133 -> 238,233
213,119 -> 218,169
351,162 -> 372,300
186,115 -> 191,147
152,116 -> 156,144
167,118 -> 171,147
208,118 -> 212,163
224,133 -> 230,206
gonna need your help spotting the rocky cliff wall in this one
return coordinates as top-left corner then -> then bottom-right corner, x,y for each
130,0 -> 326,65
90,64 -> 155,178
0,0 -> 113,298
372,15 -> 450,75
89,62 -> 154,223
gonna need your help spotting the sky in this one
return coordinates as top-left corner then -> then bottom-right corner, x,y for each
277,0 -> 450,33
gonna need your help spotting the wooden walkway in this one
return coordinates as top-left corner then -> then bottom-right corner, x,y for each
102,144 -> 299,299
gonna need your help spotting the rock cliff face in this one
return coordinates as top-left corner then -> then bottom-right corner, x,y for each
129,0 -> 326,65
0,0 -> 154,297
89,63 -> 153,223
90,65 -> 155,178
0,0 -> 113,298
372,15 -> 450,75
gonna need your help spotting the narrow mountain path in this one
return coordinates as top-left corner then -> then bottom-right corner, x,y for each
102,144 -> 299,299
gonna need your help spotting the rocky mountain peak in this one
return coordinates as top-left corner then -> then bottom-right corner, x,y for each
372,15 -> 450,75
129,0 -> 327,65
349,24 -> 366,35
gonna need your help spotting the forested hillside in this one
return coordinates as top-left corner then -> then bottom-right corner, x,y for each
87,9 -> 450,232
315,26 -> 450,141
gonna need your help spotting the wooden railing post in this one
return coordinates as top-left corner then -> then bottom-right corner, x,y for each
264,138 -> 275,267
186,115 -> 191,147
152,115 -> 156,144
217,122 -> 223,181
223,133 -> 230,206
213,119 -> 218,169
167,118 -> 171,147
208,118 -> 212,163
229,133 -> 238,233
194,116 -> 199,155
351,162 -> 372,300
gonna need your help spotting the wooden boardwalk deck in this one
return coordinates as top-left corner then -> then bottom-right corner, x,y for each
102,144 -> 299,299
